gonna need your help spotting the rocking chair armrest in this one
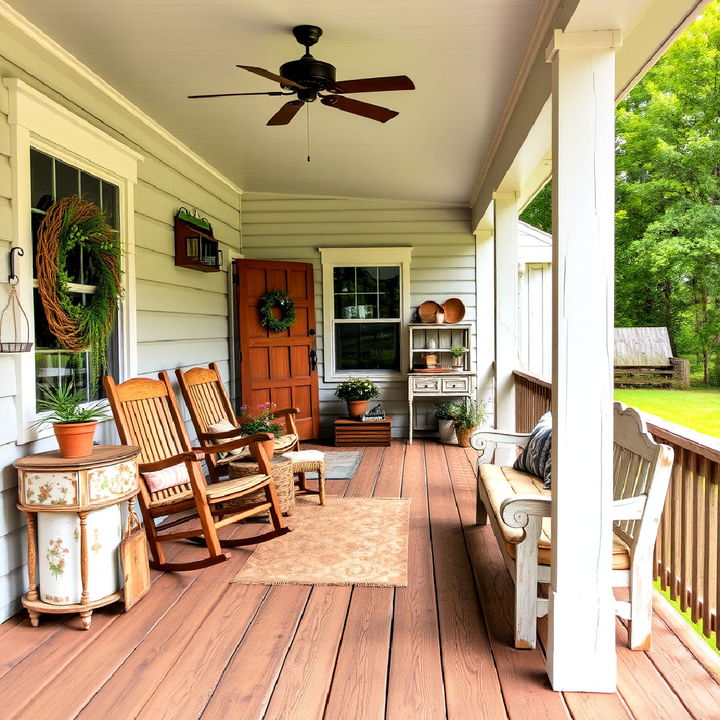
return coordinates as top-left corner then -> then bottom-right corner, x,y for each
198,426 -> 242,441
270,407 -> 300,418
138,452 -> 203,474
193,432 -> 273,456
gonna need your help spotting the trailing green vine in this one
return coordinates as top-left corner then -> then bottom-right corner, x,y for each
259,289 -> 296,333
36,196 -> 122,387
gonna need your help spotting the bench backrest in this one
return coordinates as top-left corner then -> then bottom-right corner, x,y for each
612,401 -> 674,559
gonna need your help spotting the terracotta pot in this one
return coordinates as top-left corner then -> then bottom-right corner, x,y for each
54,421 -> 97,458
251,439 -> 275,462
455,425 -> 477,448
346,399 -> 369,419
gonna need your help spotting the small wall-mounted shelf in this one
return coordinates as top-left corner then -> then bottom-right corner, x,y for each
174,216 -> 222,272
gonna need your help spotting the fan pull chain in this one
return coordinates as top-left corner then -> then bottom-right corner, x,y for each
306,103 -> 311,163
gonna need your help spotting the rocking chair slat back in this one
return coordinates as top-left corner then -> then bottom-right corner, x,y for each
182,363 -> 236,432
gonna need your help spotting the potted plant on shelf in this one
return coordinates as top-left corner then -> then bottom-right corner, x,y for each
454,398 -> 488,447
449,345 -> 467,370
435,402 -> 460,444
30,382 -> 107,458
335,377 -> 380,418
238,402 -> 283,461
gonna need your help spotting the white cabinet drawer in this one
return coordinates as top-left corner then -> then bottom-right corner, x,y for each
442,376 -> 470,393
411,376 -> 441,393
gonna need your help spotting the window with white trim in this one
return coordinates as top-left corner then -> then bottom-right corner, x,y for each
320,247 -> 412,381
30,148 -> 120,402
6,78 -> 141,443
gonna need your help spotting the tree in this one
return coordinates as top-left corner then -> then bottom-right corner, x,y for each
522,4 -> 720,383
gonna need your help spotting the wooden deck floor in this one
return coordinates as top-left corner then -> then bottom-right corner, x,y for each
2,441 -> 719,720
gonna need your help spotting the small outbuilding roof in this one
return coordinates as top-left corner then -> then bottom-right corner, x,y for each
614,327 -> 673,367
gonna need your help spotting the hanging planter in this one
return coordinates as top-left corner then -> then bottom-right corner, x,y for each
0,247 -> 33,353
259,289 -> 296,333
36,196 -> 122,387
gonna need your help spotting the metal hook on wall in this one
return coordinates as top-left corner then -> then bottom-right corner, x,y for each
8,247 -> 24,285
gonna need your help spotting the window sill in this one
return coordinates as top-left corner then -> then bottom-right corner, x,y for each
324,370 -> 405,384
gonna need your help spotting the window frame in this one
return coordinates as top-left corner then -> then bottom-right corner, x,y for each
6,78 -> 142,444
320,247 -> 412,383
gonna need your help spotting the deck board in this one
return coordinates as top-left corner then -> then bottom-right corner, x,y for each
0,440 -> 718,720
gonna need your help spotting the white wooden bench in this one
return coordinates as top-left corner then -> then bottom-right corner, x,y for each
471,402 -> 674,650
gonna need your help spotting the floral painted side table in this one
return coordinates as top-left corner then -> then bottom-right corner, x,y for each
13,445 -> 140,630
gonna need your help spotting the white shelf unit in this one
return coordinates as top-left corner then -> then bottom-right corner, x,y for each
407,323 -> 475,443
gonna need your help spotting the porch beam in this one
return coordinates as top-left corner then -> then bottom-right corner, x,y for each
546,28 -> 621,692
493,191 -> 519,433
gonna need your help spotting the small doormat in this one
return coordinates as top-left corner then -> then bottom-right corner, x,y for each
323,450 -> 362,479
232,496 -> 410,587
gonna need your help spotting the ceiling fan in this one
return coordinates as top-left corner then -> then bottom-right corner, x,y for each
188,24 -> 415,125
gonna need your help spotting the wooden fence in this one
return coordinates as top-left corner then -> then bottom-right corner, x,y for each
513,370 -> 720,648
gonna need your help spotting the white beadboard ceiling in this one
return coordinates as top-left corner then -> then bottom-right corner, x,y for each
7,0 -> 544,203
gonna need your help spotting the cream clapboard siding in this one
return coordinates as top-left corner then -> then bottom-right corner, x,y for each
0,27 -> 241,621
241,193 -> 477,437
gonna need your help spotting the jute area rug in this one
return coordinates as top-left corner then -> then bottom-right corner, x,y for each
232,496 -> 410,587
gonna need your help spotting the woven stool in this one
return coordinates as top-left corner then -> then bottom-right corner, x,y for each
227,455 -> 295,516
283,450 -> 326,505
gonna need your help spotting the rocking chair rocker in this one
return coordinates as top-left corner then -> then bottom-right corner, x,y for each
104,372 -> 288,572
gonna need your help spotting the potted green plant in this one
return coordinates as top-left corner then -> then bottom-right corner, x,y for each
435,401 -> 460,444
334,377 -> 380,418
449,345 -> 467,370
30,382 -> 107,458
454,398 -> 488,447
238,402 -> 283,461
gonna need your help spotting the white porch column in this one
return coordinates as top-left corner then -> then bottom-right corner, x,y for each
475,229 -> 495,422
546,29 -> 621,692
493,192 -> 519,432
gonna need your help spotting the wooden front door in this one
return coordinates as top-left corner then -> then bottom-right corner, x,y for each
234,259 -> 320,440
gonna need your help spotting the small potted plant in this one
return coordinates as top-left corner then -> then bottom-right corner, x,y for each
454,398 -> 488,447
435,402 -> 460,444
335,377 -> 380,418
239,402 -> 283,461
449,345 -> 467,370
30,382 -> 107,458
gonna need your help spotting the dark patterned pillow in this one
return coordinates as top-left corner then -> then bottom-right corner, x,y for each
513,412 -> 552,489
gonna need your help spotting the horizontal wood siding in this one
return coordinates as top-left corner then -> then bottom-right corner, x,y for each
242,193 -> 477,437
0,29 -> 241,621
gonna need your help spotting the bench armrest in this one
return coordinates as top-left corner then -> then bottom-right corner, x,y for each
500,494 -> 552,528
470,430 -> 532,464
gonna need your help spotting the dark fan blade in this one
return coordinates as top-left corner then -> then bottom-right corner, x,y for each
320,95 -> 398,123
267,100 -> 304,126
237,65 -> 305,90
188,91 -> 289,98
328,75 -> 415,94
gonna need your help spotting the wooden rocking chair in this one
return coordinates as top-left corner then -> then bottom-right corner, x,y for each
104,372 -> 289,572
176,364 -> 322,500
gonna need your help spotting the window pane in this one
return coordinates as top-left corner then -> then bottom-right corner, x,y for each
81,171 -> 101,207
30,150 -> 53,209
356,294 -> 377,319
334,294 -> 357,319
102,181 -> 119,230
334,267 -> 355,294
56,160 -> 79,199
356,267 -> 378,292
335,322 -> 400,371
378,266 -> 400,317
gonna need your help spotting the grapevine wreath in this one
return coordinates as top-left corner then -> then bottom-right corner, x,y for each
36,195 -> 121,385
259,289 -> 296,333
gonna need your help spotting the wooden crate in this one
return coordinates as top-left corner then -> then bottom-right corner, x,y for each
334,417 -> 392,447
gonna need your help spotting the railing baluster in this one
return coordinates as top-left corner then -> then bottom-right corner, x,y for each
702,457 -> 713,638
691,453 -> 702,623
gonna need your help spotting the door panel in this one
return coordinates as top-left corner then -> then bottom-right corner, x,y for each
235,259 -> 320,440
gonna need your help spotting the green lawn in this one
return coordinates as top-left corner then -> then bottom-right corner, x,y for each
614,387 -> 720,438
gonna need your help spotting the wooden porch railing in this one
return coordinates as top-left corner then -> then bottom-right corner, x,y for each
513,369 -> 720,649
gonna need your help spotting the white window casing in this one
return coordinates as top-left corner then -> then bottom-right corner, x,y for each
319,246 -> 412,383
5,78 -> 142,443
